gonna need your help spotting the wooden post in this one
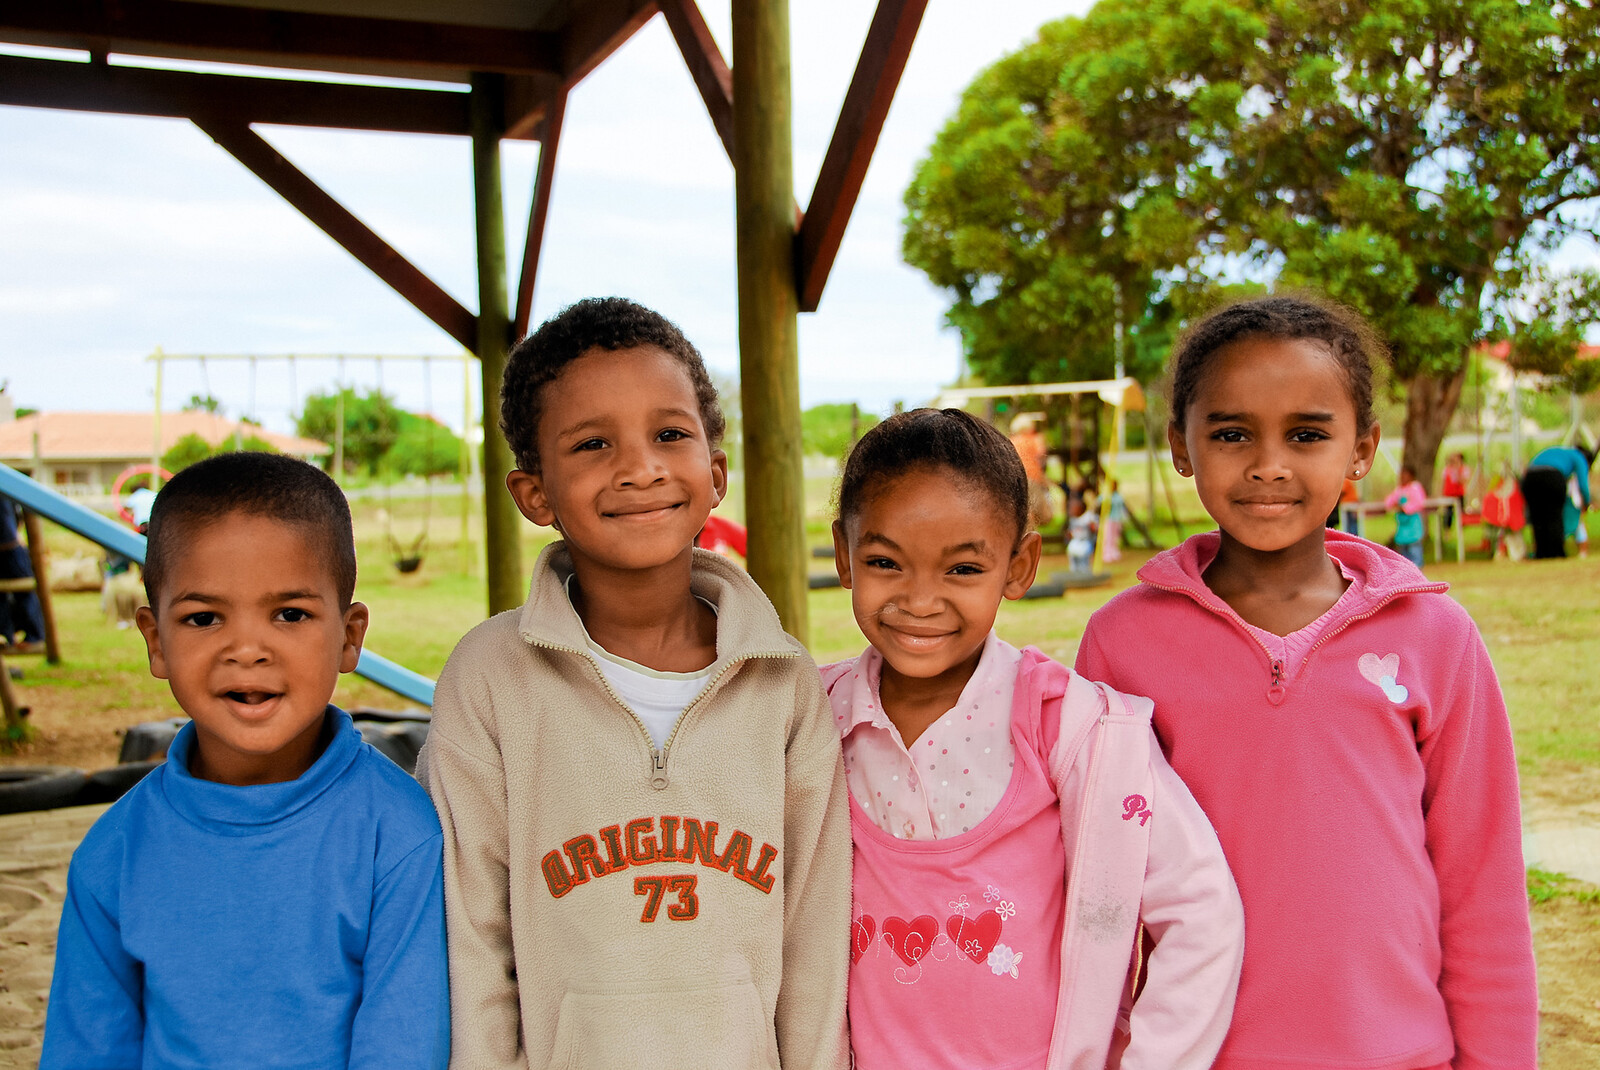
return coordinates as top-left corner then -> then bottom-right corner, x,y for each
472,72 -> 525,616
732,0 -> 807,642
21,511 -> 59,665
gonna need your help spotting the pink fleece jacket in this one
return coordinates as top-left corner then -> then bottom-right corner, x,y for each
1076,531 -> 1537,1070
823,649 -> 1245,1070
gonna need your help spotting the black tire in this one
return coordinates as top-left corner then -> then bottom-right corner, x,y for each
0,766 -> 90,815
118,718 -> 189,763
355,720 -> 431,775
78,760 -> 163,805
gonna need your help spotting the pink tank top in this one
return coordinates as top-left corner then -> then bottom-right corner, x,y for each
847,681 -> 1065,1070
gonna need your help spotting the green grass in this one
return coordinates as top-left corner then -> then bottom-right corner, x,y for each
1528,868 -> 1600,905
18,488 -> 1600,783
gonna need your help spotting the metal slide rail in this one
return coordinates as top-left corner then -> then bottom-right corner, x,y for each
0,463 -> 436,708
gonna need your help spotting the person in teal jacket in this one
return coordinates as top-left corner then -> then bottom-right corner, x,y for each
1522,445 -> 1593,558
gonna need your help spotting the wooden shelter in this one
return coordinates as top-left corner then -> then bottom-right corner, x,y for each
0,0 -> 928,639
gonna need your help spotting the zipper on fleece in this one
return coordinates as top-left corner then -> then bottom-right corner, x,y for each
524,637 -> 796,790
1140,577 -> 1440,704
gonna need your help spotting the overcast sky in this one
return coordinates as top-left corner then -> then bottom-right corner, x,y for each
0,2 -> 1088,436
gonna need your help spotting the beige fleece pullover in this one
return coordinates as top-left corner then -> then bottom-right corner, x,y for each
419,545 -> 851,1070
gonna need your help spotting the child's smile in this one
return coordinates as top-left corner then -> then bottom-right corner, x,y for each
508,345 -> 727,578
834,467 -> 1039,739
135,512 -> 368,785
1171,336 -> 1378,560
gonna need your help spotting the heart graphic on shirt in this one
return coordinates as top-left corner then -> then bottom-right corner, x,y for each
882,915 -> 939,967
1357,653 -> 1400,686
851,916 -> 876,964
945,909 -> 1003,964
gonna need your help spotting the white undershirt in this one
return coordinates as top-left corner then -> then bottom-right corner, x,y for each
566,575 -> 715,750
588,644 -> 712,750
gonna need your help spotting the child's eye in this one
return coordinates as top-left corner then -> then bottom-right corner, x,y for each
657,428 -> 691,442
275,607 -> 311,623
573,438 -> 607,452
182,611 -> 218,628
949,564 -> 984,576
864,556 -> 900,571
1290,429 -> 1330,443
1211,429 -> 1247,443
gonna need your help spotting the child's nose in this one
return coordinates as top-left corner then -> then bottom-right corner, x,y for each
1247,443 -> 1292,481
222,625 -> 272,664
616,441 -> 668,486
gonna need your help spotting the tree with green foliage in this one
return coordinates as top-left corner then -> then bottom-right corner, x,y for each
384,413 -> 464,477
160,432 -> 214,474
184,394 -> 222,414
902,0 -> 1245,388
297,388 -> 401,476
801,403 -> 879,459
906,0 -> 1600,487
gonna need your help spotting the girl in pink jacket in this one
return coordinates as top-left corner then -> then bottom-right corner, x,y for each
823,408 -> 1244,1070
1078,295 -> 1538,1070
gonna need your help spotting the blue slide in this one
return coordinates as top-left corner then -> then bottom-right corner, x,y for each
0,463 -> 435,708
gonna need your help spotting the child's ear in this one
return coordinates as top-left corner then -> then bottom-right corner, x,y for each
1003,531 -> 1043,600
134,605 -> 169,681
1350,423 -> 1381,481
1167,422 -> 1194,478
709,447 -> 729,507
831,520 -> 853,590
506,469 -> 557,527
339,602 -> 370,674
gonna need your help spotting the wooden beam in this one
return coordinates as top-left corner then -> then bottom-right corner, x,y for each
795,0 -> 927,312
657,0 -> 733,159
193,118 -> 476,350
0,0 -> 559,77
470,73 -> 524,617
514,87 -> 568,341
558,0 -> 655,84
733,0 -> 808,642
0,54 -> 470,135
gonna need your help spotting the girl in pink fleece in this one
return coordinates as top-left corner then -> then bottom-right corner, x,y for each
1077,295 -> 1538,1070
823,408 -> 1244,1070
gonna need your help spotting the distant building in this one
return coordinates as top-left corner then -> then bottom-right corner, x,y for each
0,411 -> 330,497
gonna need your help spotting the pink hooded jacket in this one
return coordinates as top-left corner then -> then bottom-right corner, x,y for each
823,648 -> 1245,1070
1076,531 -> 1537,1070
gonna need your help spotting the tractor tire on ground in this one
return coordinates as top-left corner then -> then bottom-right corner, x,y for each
0,766 -> 90,815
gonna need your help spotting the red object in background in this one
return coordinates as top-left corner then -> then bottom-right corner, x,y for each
1481,480 -> 1525,532
696,515 -> 748,558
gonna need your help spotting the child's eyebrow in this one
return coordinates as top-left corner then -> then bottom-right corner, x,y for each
170,589 -> 327,604
1203,410 -> 1337,423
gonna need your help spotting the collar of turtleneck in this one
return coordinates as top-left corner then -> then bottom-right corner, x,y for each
158,706 -> 362,836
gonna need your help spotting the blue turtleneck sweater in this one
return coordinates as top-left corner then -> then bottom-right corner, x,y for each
42,708 -> 448,1070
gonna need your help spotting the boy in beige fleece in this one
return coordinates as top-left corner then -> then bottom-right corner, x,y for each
420,297 -> 851,1070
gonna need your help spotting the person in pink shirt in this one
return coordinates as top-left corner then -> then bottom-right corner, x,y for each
1077,295 -> 1537,1070
822,408 -> 1244,1070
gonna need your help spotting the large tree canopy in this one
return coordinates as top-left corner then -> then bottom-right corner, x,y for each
905,0 -> 1600,486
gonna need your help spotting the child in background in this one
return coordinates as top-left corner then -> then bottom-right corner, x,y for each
420,298 -> 849,1069
1102,479 -> 1128,563
44,451 -> 448,1069
825,408 -> 1243,1070
1386,464 -> 1427,567
1440,451 -> 1470,529
1066,495 -> 1098,573
1077,295 -> 1536,1070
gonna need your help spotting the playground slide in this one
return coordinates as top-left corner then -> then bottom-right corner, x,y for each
0,463 -> 436,708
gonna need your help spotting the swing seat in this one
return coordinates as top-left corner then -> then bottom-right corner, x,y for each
394,555 -> 424,574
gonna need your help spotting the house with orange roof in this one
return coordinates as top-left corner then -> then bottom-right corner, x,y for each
0,409 -> 330,497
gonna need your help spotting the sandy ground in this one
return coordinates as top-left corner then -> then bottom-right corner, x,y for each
0,803 -> 1594,1067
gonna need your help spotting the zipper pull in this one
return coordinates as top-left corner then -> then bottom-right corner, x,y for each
1267,659 -> 1287,706
650,749 -> 669,791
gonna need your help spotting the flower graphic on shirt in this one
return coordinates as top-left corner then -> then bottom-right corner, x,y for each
995,900 -> 1017,921
983,884 -> 1003,902
948,894 -> 970,915
964,938 -> 984,958
987,943 -> 1022,979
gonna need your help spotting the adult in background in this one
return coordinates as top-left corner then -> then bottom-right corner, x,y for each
0,499 -> 44,652
1521,444 -> 1593,559
1008,412 -> 1053,528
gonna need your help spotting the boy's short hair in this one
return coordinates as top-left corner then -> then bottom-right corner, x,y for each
837,407 -> 1030,544
500,297 -> 726,474
143,452 -> 357,609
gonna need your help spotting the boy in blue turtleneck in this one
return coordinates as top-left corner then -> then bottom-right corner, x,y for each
41,452 -> 448,1070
